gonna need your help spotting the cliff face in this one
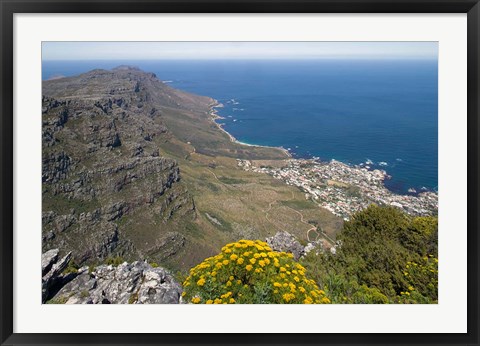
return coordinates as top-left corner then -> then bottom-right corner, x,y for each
42,67 -> 211,266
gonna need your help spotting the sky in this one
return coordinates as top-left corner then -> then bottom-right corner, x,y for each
42,42 -> 438,61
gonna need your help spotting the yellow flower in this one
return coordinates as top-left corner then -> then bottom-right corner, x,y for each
226,281 -> 232,287
260,252 -> 267,258
249,258 -> 256,265
254,268 -> 263,273
181,291 -> 187,297
246,264 -> 253,271
206,299 -> 213,304
214,298 -> 222,304
321,296 -> 331,304
234,243 -> 242,248
273,282 -> 282,287
221,292 -> 232,299
294,276 -> 300,282
299,287 -> 306,293
230,254 -> 238,261
191,297 -> 201,304
304,296 -> 313,304
283,293 -> 295,302
224,248 -> 232,254
237,258 -> 244,265
259,260 -> 266,267
197,278 -> 206,286
253,253 -> 261,259
229,298 -> 235,303
408,286 -> 414,291
222,260 -> 229,265
243,251 -> 251,257
280,267 -> 286,272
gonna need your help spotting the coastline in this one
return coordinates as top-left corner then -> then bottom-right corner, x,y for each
237,157 -> 438,220
209,102 -> 292,158
208,100 -> 437,201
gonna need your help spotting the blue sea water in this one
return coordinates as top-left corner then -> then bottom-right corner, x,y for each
43,59 -> 438,195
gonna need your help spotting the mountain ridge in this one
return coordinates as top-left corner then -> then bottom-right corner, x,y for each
42,66 -> 342,272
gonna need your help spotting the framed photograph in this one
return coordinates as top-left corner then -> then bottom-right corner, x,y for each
1,0 -> 479,345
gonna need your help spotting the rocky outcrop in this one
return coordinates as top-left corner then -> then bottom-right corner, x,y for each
42,151 -> 72,183
42,250 -> 73,302
44,248 -> 183,304
265,231 -> 337,259
266,231 -> 305,260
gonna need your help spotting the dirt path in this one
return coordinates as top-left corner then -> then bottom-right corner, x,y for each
206,168 -> 219,181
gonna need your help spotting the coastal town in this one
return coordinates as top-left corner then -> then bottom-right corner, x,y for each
237,158 -> 438,220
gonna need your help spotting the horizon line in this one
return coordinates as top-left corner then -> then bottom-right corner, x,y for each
43,56 -> 438,62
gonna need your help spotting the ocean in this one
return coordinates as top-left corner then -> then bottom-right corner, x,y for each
42,59 -> 438,195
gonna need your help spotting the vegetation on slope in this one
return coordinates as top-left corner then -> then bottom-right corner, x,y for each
300,205 -> 438,304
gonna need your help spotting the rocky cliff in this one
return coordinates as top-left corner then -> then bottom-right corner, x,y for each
42,66 -> 212,267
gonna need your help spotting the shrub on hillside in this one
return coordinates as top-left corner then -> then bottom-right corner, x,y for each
300,205 -> 438,304
396,255 -> 438,303
182,240 -> 330,304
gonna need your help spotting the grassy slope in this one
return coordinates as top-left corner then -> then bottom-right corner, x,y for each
153,132 -> 343,273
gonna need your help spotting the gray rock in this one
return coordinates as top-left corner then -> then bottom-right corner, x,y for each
303,240 -> 325,257
266,231 -> 304,260
41,248 -> 59,276
42,251 -> 73,302
50,259 -> 182,304
136,267 -> 182,304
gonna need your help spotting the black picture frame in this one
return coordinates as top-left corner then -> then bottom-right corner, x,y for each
1,1 -> 479,345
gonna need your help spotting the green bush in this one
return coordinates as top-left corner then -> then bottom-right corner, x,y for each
62,258 -> 79,275
396,255 -> 438,303
182,240 -> 330,304
105,256 -> 125,267
299,205 -> 438,304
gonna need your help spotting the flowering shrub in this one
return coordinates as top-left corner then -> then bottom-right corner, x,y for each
182,240 -> 330,304
397,255 -> 438,303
